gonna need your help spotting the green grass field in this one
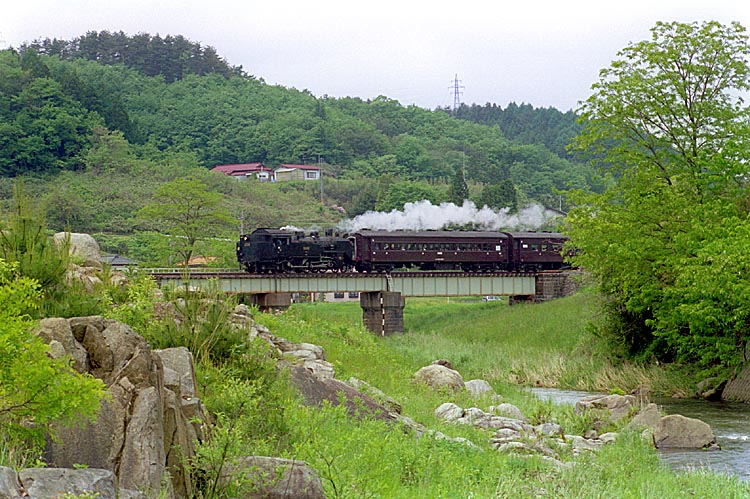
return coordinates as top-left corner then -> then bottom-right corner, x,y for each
251,292 -> 749,498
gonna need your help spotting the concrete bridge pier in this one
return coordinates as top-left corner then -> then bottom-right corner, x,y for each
242,292 -> 293,312
360,291 -> 405,336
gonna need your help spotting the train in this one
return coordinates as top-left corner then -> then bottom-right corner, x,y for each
236,228 -> 571,273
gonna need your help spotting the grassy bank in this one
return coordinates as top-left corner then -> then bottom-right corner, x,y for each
251,291 -> 749,498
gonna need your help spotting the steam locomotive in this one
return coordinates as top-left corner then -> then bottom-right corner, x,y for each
237,228 -> 570,273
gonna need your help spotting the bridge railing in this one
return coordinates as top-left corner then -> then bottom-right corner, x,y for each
140,268 -> 239,274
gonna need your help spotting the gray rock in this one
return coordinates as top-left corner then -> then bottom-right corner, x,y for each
489,403 -> 526,421
534,422 -> 563,438
435,402 -> 465,422
413,364 -> 465,391
627,403 -> 661,432
575,394 -> 637,423
654,414 -> 717,449
222,457 -> 325,499
289,364 -> 396,422
695,377 -> 726,401
568,435 -> 604,453
0,466 -> 23,499
54,232 -> 102,267
101,320 -> 156,387
348,378 -> 402,414
233,303 -> 253,318
464,379 -> 495,397
155,346 -> 198,398
303,359 -> 336,380
118,489 -> 150,499
599,432 -> 618,444
492,428 -> 523,444
36,318 -> 89,373
19,468 -> 116,499
119,386 -> 166,493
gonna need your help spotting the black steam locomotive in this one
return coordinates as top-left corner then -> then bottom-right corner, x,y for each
237,228 -> 570,273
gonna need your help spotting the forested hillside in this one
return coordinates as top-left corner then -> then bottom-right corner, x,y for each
0,31 -> 602,264
449,102 -> 583,160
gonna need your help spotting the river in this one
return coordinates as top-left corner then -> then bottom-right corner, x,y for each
530,388 -> 750,480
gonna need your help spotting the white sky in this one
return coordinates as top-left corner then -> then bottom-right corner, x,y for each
3,1 -> 750,111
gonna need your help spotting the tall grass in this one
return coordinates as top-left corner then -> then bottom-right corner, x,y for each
286,291 -> 691,397
248,292 -> 746,498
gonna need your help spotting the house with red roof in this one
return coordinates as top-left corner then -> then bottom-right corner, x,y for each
274,163 -> 321,182
210,162 -> 273,182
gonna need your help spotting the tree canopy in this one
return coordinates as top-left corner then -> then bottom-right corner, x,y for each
137,176 -> 235,266
566,21 -> 750,373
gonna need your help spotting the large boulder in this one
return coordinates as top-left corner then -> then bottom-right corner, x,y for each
627,402 -> 662,432
18,468 -> 117,499
464,379 -> 496,398
289,364 -> 396,422
221,457 -> 325,499
413,364 -> 465,391
54,232 -> 102,267
653,414 -> 718,449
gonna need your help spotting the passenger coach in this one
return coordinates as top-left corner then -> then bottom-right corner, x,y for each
351,230 -> 511,272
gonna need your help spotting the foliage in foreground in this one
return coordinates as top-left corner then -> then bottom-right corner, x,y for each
0,259 -> 107,467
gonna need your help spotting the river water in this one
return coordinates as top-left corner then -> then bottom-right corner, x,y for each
530,388 -> 750,480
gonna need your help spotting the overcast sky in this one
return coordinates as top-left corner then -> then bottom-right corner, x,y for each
3,1 -> 750,111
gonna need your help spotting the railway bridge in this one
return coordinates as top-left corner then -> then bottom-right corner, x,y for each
148,270 -> 579,336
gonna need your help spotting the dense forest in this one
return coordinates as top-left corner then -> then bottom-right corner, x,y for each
0,30 -> 603,263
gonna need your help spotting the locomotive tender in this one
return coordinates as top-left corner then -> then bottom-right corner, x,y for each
237,228 -> 569,273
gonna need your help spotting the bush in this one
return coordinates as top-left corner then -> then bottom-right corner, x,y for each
0,259 -> 107,467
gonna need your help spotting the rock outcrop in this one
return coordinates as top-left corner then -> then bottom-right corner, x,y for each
38,316 -> 208,498
221,457 -> 325,499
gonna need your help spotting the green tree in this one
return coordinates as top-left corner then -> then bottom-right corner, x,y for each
447,164 -> 469,205
478,179 -> 517,212
0,258 -> 106,461
0,181 -> 70,290
137,177 -> 234,266
374,180 -> 446,212
566,21 -> 750,371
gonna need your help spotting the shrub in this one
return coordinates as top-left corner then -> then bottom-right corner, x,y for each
0,259 -> 107,467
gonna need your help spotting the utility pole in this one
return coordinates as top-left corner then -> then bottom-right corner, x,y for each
451,74 -> 464,114
318,155 -> 324,203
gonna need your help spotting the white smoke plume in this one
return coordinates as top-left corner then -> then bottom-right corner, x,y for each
338,200 -> 561,232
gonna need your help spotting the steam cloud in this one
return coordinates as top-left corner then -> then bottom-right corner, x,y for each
338,200 -> 560,232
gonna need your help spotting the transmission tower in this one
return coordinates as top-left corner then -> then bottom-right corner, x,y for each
450,74 -> 464,114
